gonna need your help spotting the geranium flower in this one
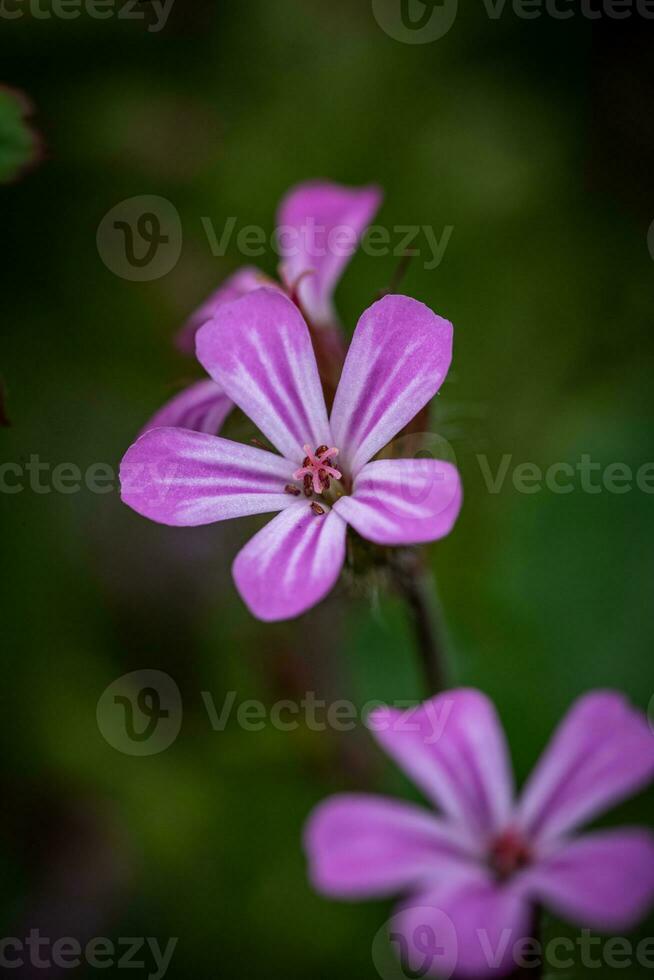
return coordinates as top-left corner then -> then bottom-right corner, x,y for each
304,689 -> 654,978
177,181 -> 382,350
120,288 -> 461,621
144,181 -> 381,435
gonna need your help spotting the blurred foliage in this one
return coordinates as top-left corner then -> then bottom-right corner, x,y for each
1,3 -> 654,978
0,85 -> 38,182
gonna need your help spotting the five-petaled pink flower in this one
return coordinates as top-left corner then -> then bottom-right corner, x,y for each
144,180 -> 381,436
305,689 -> 654,978
120,288 -> 462,621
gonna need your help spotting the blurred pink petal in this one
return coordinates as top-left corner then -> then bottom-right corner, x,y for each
140,379 -> 232,436
368,691 -> 514,839
175,266 -> 274,354
396,877 -> 531,979
277,180 -> 382,326
305,793 -> 478,899
526,829 -> 654,931
516,691 -> 654,844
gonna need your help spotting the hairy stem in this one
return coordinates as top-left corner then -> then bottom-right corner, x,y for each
389,548 -> 448,695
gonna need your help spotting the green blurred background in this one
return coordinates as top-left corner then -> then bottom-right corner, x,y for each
2,2 -> 654,977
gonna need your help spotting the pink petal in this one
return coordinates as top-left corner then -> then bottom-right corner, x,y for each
277,180 -> 382,326
120,427 -> 295,526
196,288 -> 332,464
330,295 -> 454,475
526,829 -> 654,931
139,379 -> 232,436
232,502 -> 346,621
395,876 -> 532,979
368,691 -> 514,840
175,267 -> 273,354
333,458 -> 462,546
516,692 -> 654,845
304,793 -> 478,899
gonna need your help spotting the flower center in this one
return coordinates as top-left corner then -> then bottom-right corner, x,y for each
294,444 -> 342,494
283,445 -> 344,517
488,829 -> 532,881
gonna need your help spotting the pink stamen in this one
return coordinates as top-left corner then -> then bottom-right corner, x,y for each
293,444 -> 342,495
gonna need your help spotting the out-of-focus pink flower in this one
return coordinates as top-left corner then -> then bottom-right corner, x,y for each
120,288 -> 461,621
276,180 -> 383,330
304,689 -> 654,979
137,378 -> 233,438
174,266 -> 276,358
143,181 -> 381,437
175,180 -> 382,353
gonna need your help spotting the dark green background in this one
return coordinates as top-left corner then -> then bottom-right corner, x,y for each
2,2 -> 653,977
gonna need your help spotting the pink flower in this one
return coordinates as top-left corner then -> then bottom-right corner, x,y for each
176,180 -> 382,350
120,288 -> 461,621
145,181 -> 381,436
304,690 -> 654,978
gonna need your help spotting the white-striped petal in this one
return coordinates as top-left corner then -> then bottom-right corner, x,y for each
330,295 -> 453,475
